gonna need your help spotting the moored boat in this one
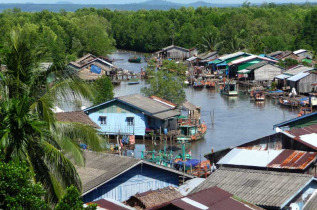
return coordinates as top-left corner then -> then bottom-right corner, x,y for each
205,79 -> 216,88
128,78 -> 140,85
250,90 -> 266,101
128,57 -> 141,63
220,80 -> 238,96
176,118 -> 207,142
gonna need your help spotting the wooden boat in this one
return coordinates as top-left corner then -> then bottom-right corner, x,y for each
128,78 -> 140,85
220,80 -> 238,96
176,118 -> 207,142
205,80 -> 215,88
250,90 -> 265,101
192,80 -> 204,88
128,57 -> 141,63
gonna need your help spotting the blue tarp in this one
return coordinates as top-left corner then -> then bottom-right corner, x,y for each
269,90 -> 283,93
90,65 -> 101,74
176,159 -> 200,167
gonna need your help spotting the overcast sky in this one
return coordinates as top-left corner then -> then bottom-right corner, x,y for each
0,0 -> 314,4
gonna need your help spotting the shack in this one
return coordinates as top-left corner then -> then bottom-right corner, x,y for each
230,55 -> 278,78
79,151 -> 194,203
155,45 -> 197,60
246,61 -> 283,84
191,167 -> 316,209
68,53 -> 114,80
287,71 -> 317,93
83,94 -> 180,137
208,51 -> 250,75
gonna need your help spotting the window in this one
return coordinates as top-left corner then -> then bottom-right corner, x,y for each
127,117 -> 134,126
100,116 -> 107,125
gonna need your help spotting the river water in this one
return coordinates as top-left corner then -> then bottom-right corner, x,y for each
109,50 -> 298,159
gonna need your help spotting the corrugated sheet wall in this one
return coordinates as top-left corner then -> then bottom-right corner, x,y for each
83,165 -> 180,202
254,65 -> 282,81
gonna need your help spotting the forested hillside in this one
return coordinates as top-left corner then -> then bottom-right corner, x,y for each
0,4 -> 316,66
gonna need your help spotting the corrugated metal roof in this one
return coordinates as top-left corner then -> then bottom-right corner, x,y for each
275,74 -> 291,79
77,151 -> 194,195
118,94 -> 172,114
294,49 -> 307,55
192,168 -> 313,208
186,56 -> 197,62
284,65 -> 314,76
218,52 -> 246,61
287,72 -> 310,82
152,110 -> 180,120
273,112 -> 317,129
178,178 -> 205,196
230,55 -> 277,65
87,198 -> 134,210
217,148 -> 282,167
267,51 -> 283,57
246,61 -> 269,70
267,149 -> 316,170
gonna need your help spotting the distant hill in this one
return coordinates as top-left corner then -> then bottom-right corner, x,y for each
0,1 -> 240,12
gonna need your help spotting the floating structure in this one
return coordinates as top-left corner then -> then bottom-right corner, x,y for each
128,57 -> 141,63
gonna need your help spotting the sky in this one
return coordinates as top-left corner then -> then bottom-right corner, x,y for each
0,0 -> 314,4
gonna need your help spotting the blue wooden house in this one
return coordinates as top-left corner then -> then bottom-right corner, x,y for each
83,94 -> 180,136
78,151 -> 194,203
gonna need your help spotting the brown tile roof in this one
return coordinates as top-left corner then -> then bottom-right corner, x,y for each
55,111 -> 100,129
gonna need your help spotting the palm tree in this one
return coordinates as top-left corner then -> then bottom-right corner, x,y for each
0,29 -> 105,204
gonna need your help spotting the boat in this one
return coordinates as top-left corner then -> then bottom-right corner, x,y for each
220,80 -> 238,96
192,80 -> 204,88
205,80 -> 215,88
128,78 -> 140,85
176,118 -> 207,142
128,57 -> 141,63
250,90 -> 265,101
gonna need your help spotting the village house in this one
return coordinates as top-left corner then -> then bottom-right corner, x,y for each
243,61 -> 283,85
77,151 -> 194,203
275,65 -> 315,90
191,167 -> 317,209
83,94 -> 180,137
208,51 -> 250,75
155,45 -> 198,60
230,55 -> 278,78
68,53 -> 114,80
287,71 -> 317,94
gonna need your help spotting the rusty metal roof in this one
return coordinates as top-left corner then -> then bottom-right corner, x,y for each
288,124 -> 317,137
217,148 -> 316,170
268,149 -> 317,170
287,124 -> 317,150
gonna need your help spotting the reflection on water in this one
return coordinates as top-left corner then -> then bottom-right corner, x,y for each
113,80 -> 298,160
69,50 -> 299,160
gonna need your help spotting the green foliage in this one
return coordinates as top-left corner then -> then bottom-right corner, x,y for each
270,81 -> 277,91
92,75 -> 114,105
142,61 -> 186,105
0,27 -> 106,205
0,160 -> 47,209
278,58 -> 299,68
55,185 -> 97,210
